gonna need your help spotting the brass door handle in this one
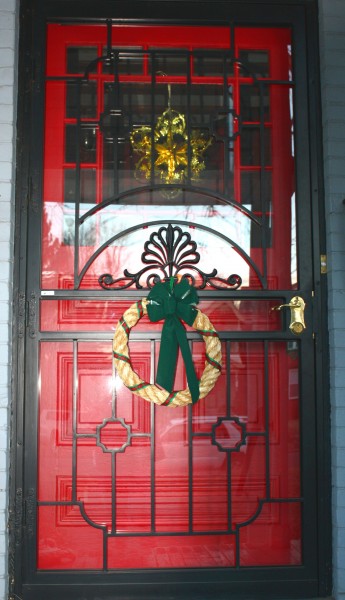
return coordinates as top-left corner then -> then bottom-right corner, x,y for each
271,296 -> 306,335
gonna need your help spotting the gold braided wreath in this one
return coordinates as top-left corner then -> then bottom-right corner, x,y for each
113,298 -> 222,408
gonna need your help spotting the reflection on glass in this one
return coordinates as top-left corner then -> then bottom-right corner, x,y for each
63,169 -> 96,246
291,193 -> 297,287
40,299 -> 282,332
65,125 -> 97,164
149,52 -> 189,76
66,46 -> 98,74
43,30 -> 297,291
38,336 -> 300,566
240,126 -> 271,166
66,81 -> 97,119
239,50 -> 270,77
194,53 -> 234,77
241,170 -> 272,212
240,84 -> 270,121
102,47 -> 143,75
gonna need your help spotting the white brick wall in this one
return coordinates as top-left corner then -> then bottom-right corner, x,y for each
0,0 -> 18,597
319,1 -> 345,599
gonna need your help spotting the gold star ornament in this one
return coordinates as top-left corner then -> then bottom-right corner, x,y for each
130,104 -> 213,190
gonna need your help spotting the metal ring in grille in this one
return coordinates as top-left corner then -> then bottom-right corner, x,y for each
113,298 -> 222,407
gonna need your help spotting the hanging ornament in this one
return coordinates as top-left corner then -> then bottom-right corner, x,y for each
112,278 -> 222,408
129,77 -> 213,192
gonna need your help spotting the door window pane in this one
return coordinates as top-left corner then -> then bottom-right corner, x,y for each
66,46 -> 98,74
43,26 -> 296,293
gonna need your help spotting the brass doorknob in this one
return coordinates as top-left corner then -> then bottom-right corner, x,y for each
271,296 -> 306,335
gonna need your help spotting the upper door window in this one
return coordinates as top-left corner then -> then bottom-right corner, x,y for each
43,24 -> 295,291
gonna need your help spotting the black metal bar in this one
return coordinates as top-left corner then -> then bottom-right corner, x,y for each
74,80 -> 82,288
259,80 -> 268,285
150,340 -> 156,533
226,341 -> 232,531
103,529 -> 108,571
150,54 -> 156,190
264,339 -> 271,499
188,386 -> 193,533
111,452 -> 116,534
78,183 -> 261,225
38,331 -> 295,343
223,49 -> 230,197
112,50 -> 120,202
38,288 -> 297,300
235,528 -> 240,568
72,340 -> 78,502
187,50 -> 192,184
106,18 -> 112,60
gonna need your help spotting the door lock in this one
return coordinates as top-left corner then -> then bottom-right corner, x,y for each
271,296 -> 306,335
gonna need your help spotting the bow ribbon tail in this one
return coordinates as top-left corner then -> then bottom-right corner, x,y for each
156,316 -> 200,404
155,316 -> 179,393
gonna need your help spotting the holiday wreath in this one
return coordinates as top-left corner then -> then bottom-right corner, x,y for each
113,278 -> 222,407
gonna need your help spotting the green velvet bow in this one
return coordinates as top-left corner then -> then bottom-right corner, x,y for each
146,278 -> 200,404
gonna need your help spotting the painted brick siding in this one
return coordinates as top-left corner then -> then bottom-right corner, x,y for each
0,0 -> 17,597
319,0 -> 345,599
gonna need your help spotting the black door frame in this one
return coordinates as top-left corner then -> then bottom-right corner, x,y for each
10,1 -> 331,599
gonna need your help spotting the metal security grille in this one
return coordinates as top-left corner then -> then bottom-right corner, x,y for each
11,2 -> 331,599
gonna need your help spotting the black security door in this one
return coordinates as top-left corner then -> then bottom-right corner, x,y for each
11,2 -> 331,600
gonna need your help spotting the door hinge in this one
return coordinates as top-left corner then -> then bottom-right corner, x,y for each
24,489 -> 35,537
27,173 -> 39,213
26,292 -> 37,338
17,292 -> 26,339
320,254 -> 327,274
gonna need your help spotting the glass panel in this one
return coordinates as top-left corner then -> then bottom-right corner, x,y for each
268,340 -> 301,498
239,50 -> 270,77
65,125 -> 97,164
38,337 -> 300,568
102,47 -> 143,75
240,84 -> 270,121
239,502 -> 301,566
40,299 -> 283,332
43,33 -> 296,291
63,169 -> 96,246
40,23 -> 302,574
194,53 -> 234,77
240,126 -> 271,166
38,506 -> 104,569
149,52 -> 189,76
241,170 -> 272,212
108,534 -> 236,569
66,81 -> 97,119
64,169 -> 96,204
66,46 -> 98,74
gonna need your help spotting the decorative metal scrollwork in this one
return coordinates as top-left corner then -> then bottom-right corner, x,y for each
98,224 -> 242,290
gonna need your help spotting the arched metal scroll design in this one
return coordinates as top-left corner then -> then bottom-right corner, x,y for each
85,221 -> 265,290
98,223 -> 243,290
79,184 -> 261,228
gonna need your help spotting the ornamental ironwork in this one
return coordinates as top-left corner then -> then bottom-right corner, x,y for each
98,224 -> 242,290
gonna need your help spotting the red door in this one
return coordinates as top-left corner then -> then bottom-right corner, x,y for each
18,8 -> 323,599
